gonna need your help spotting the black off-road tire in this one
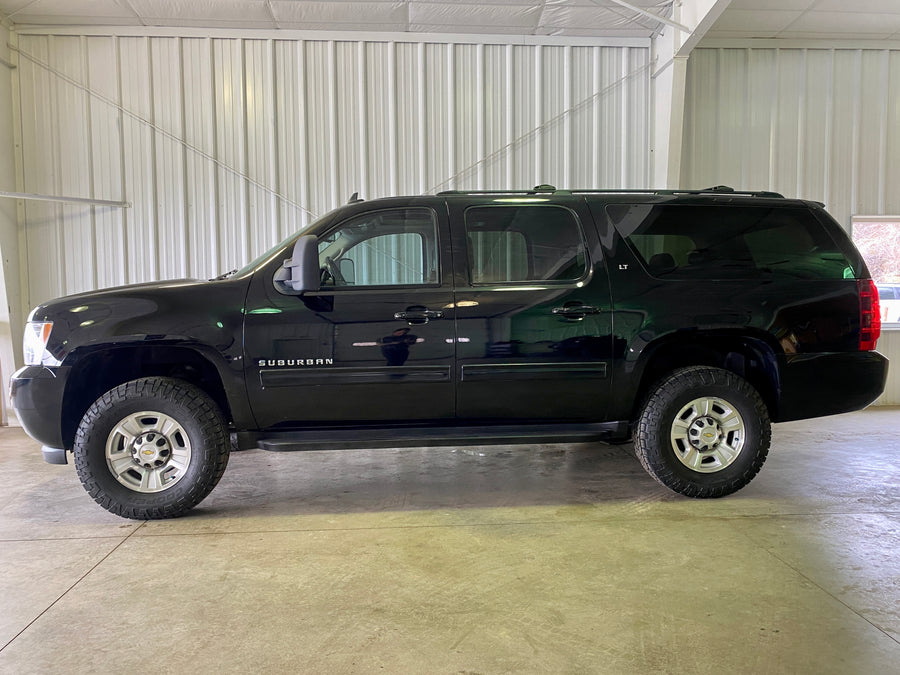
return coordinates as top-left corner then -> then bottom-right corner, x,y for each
634,366 -> 771,498
73,377 -> 230,519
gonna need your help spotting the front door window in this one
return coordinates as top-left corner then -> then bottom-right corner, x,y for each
317,208 -> 439,288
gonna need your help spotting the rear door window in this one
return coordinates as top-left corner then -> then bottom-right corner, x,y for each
608,204 -> 853,280
464,205 -> 588,284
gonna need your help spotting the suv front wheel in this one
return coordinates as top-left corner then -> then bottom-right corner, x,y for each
73,377 -> 230,519
634,367 -> 771,497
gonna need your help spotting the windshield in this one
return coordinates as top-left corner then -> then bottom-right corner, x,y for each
233,231 -> 302,278
231,212 -> 333,278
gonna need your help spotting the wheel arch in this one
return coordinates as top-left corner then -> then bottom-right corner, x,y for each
631,332 -> 782,421
61,344 -> 234,449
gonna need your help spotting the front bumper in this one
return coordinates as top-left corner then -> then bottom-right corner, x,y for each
11,365 -> 70,453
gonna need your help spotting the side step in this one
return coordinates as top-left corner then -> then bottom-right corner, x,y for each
249,422 -> 630,452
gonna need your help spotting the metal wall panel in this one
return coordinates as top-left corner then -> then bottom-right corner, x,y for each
85,36 -> 127,290
683,47 -> 900,229
15,33 -> 650,308
119,37 -> 157,284
182,38 -> 218,278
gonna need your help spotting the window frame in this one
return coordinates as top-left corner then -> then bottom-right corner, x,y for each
612,203 -> 853,282
852,215 -> 900,328
461,203 -> 592,287
315,206 -> 442,291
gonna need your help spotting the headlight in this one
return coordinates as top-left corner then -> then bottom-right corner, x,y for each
23,322 -> 56,366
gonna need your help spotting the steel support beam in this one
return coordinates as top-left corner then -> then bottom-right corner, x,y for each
603,0 -> 690,33
0,191 -> 131,208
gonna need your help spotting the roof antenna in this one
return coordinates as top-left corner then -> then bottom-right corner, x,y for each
347,192 -> 363,204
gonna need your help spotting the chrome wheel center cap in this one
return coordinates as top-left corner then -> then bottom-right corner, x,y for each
687,416 -> 722,452
131,432 -> 172,468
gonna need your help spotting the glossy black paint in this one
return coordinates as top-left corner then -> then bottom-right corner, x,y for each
12,277 -> 253,449
585,195 -> 884,422
10,365 -> 71,448
777,351 -> 888,421
11,192 -> 888,459
243,198 -> 457,428
446,195 -> 614,421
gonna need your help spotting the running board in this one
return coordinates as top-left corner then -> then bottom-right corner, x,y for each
249,422 -> 630,452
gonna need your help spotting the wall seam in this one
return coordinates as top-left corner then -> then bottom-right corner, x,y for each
11,28 -> 29,322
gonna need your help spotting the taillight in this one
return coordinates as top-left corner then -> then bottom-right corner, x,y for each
858,279 -> 881,351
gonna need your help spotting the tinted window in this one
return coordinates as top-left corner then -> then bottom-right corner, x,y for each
464,205 -> 587,284
609,204 -> 853,280
318,208 -> 438,287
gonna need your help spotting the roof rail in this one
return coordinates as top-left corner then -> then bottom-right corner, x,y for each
569,186 -> 785,198
437,184 -> 560,196
436,185 -> 785,198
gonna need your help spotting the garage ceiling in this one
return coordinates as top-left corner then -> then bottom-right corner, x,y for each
0,0 -> 677,37
706,0 -> 900,41
2,1 -> 898,42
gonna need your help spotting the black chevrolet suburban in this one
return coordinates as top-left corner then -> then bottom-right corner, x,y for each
11,186 -> 888,519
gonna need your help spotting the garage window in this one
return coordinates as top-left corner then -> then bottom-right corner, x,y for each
852,217 -> 900,326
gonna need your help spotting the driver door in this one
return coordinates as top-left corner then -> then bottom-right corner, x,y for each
243,205 -> 456,428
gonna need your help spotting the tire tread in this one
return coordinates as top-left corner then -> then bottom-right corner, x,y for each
73,377 -> 229,519
633,366 -> 771,498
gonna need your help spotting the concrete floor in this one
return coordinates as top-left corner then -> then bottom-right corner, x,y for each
1,410 -> 898,674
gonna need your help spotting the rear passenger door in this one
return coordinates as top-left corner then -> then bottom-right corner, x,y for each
447,196 -> 614,422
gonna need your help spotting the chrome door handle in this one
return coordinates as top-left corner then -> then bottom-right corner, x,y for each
394,308 -> 444,324
552,305 -> 600,319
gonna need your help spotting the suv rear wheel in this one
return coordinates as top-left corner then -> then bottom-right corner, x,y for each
634,367 -> 771,497
73,377 -> 229,519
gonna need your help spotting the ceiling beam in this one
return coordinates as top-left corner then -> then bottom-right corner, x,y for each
675,0 -> 733,56
12,24 -> 650,48
263,0 -> 278,28
602,0 -> 690,33
117,0 -> 148,27
5,0 -> 40,19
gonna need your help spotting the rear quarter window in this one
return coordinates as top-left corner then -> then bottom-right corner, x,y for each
608,204 -> 854,280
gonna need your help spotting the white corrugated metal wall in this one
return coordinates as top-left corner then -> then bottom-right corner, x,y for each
13,32 -> 650,312
1,24 -> 18,425
682,47 -> 900,404
682,47 -> 900,228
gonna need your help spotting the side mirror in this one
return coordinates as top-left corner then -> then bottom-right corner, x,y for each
339,258 -> 355,285
274,235 -> 319,294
